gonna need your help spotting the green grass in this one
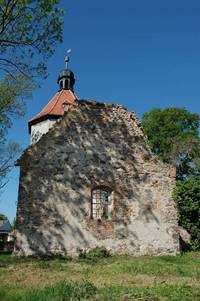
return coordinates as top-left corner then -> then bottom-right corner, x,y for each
0,281 -> 97,301
0,252 -> 200,301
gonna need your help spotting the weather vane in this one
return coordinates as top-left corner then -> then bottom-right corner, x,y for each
65,49 -> 71,69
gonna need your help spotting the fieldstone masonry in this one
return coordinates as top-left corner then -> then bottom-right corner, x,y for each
15,101 -> 180,256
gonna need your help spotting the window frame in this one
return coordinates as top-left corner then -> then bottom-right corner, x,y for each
91,186 -> 113,220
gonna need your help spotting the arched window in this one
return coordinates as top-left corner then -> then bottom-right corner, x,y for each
64,78 -> 69,89
91,187 -> 113,220
60,80 -> 63,90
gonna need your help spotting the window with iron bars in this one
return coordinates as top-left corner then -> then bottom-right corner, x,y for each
91,187 -> 113,219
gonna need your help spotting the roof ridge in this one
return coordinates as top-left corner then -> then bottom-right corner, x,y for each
69,89 -> 79,100
29,91 -> 60,122
43,89 -> 76,115
48,89 -> 64,115
29,89 -> 77,123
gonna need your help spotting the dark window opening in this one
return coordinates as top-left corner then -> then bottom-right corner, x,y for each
60,80 -> 63,89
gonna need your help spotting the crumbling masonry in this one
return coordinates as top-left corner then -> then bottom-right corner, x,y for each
15,101 -> 180,256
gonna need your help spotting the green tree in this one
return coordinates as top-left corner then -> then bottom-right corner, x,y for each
0,0 -> 64,79
173,177 -> 200,250
0,74 -> 33,189
142,107 -> 200,179
0,0 -> 64,190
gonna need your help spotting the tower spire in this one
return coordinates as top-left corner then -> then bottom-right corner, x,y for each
57,49 -> 75,91
65,49 -> 71,69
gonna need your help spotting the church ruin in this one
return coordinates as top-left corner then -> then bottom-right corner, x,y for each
15,56 -> 180,256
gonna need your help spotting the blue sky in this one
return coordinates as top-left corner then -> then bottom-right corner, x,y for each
1,0 -> 200,222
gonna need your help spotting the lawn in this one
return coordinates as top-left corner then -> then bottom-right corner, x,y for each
0,251 -> 200,301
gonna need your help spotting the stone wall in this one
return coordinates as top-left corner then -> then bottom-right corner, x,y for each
15,101 -> 180,256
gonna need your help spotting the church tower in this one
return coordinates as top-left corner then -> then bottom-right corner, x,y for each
28,54 -> 77,144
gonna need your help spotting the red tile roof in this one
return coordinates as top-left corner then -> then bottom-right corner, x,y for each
28,89 -> 78,132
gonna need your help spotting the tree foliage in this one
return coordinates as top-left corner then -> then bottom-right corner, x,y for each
0,0 -> 64,191
0,75 -> 32,189
142,107 -> 200,179
0,0 -> 64,79
0,142 -> 21,189
0,74 -> 35,140
173,177 -> 200,250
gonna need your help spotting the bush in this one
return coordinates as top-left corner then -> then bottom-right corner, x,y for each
173,177 -> 200,250
79,246 -> 111,261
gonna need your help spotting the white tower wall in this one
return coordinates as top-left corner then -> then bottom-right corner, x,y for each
30,119 -> 57,144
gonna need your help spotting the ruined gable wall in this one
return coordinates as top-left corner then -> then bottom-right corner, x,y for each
15,101 -> 180,256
